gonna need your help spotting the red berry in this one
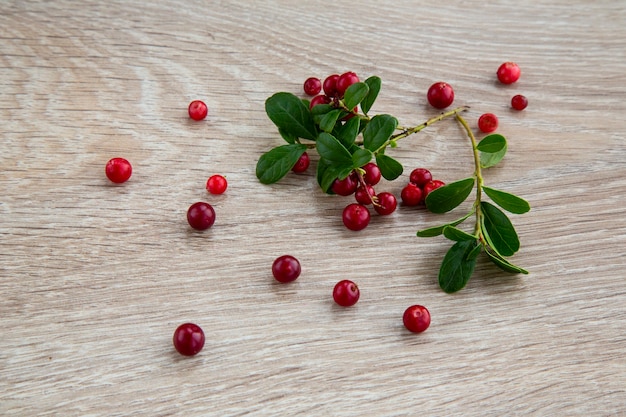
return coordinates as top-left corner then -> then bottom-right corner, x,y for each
105,157 -> 132,184
403,305 -> 431,333
309,94 -> 331,109
373,192 -> 397,215
187,202 -> 216,230
427,82 -> 454,109
423,180 -> 445,200
292,152 -> 310,173
206,174 -> 227,195
272,255 -> 301,283
401,183 -> 423,206
303,77 -> 322,96
188,100 -> 208,121
409,168 -> 432,188
332,174 -> 358,196
478,113 -> 499,133
511,94 -> 528,111
333,280 -> 360,307
497,62 -> 521,84
355,185 -> 376,205
336,71 -> 360,98
362,162 -> 382,185
323,74 -> 340,98
173,323 -> 205,356
342,203 -> 370,231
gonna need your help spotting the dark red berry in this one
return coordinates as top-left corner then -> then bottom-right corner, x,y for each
188,100 -> 208,121
427,82 -> 454,109
309,94 -> 332,109
401,183 -> 423,206
105,157 -> 132,184
403,305 -> 431,333
303,77 -> 322,96
409,168 -> 432,188
323,74 -> 340,98
362,162 -> 382,186
423,180 -> 445,200
333,280 -> 360,307
272,255 -> 301,283
292,152 -> 310,173
511,94 -> 528,111
336,71 -> 359,98
478,113 -> 499,133
332,174 -> 358,196
373,192 -> 397,215
355,185 -> 376,205
187,202 -> 216,230
497,62 -> 521,84
342,203 -> 370,231
206,175 -> 227,195
173,323 -> 205,356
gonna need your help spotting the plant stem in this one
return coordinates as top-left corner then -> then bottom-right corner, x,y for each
390,106 -> 469,142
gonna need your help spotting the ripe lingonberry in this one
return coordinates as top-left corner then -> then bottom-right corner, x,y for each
511,94 -> 528,111
423,180 -> 445,200
403,305 -> 431,333
478,113 -> 499,133
336,71 -> 359,98
310,94 -> 331,109
409,168 -> 432,188
292,152 -> 310,173
342,203 -> 370,231
427,82 -> 454,109
401,183 -> 423,206
355,185 -> 376,205
188,100 -> 208,121
332,174 -> 358,196
187,202 -> 216,230
323,74 -> 340,98
373,192 -> 397,215
362,162 -> 382,186
173,323 -> 205,356
272,255 -> 301,283
497,62 -> 521,84
333,280 -> 360,307
206,174 -> 227,195
303,77 -> 322,96
105,157 -> 132,184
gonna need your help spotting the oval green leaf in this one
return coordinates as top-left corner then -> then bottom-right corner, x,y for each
319,109 -> 342,133
480,201 -> 520,256
476,133 -> 507,153
335,116 -> 360,148
256,144 -> 307,184
361,76 -> 381,114
352,148 -> 373,169
265,92 -> 317,141
363,114 -> 398,152
482,186 -> 531,214
316,132 -> 353,166
343,82 -> 369,110
443,225 -> 477,242
425,177 -> 475,214
484,246 -> 529,274
375,153 -> 403,180
438,240 -> 479,293
416,210 -> 474,237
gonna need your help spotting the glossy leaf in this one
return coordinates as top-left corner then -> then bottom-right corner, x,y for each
482,186 -> 531,214
335,116 -> 360,148
361,76 -> 381,114
375,153 -> 403,180
311,103 -> 334,116
416,210 -> 474,237
438,240 -> 479,293
319,109 -> 342,133
352,148 -> 373,169
316,158 -> 339,193
256,144 -> 307,184
363,114 -> 398,152
316,132 -> 353,166
265,92 -> 317,141
425,177 -> 475,214
443,226 -> 477,242
476,133 -> 507,153
278,127 -> 297,144
484,246 -> 529,274
343,82 -> 369,110
480,144 -> 507,168
480,201 -> 520,256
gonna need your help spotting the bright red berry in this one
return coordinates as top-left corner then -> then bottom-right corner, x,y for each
323,74 -> 340,98
272,255 -> 301,283
478,113 -> 499,133
105,157 -> 132,184
173,323 -> 205,356
206,175 -> 227,195
362,162 -> 382,186
292,152 -> 310,173
309,94 -> 332,109
423,180 -> 445,201
342,203 -> 370,231
187,202 -> 216,230
355,185 -> 376,205
188,100 -> 208,121
497,62 -> 521,84
332,174 -> 358,196
511,94 -> 528,111
427,82 -> 454,109
409,168 -> 432,188
303,77 -> 322,96
373,192 -> 397,215
403,305 -> 431,333
401,183 -> 423,206
336,71 -> 360,98
333,280 -> 360,307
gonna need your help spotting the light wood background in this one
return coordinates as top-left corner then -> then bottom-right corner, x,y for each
1,1 -> 625,416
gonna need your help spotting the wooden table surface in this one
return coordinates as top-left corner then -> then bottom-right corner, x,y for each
1,1 -> 625,416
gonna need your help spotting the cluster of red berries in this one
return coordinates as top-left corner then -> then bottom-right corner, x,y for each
400,168 -> 445,208
303,71 -> 361,109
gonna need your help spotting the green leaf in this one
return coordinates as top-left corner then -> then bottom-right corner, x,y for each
335,116 -> 360,148
443,226 -> 477,242
416,210 -> 474,237
319,109 -> 342,133
265,92 -> 317,141
363,114 -> 398,152
316,132 -> 353,166
278,128 -> 297,144
361,76 -> 381,114
310,103 -> 334,116
316,157 -> 339,193
480,144 -> 507,168
375,153 -> 403,180
256,144 -> 307,184
482,186 -> 530,214
484,246 -> 529,274
480,201 -> 520,256
476,133 -> 507,153
425,177 -> 475,214
438,240 -> 479,293
352,148 -> 373,169
343,82 -> 369,110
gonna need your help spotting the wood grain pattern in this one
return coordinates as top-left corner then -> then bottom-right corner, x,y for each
1,1 -> 625,415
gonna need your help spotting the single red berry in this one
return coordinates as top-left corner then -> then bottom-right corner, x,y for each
332,174 -> 358,196
187,202 -> 216,230
403,305 -> 431,333
342,203 -> 370,231
323,74 -> 340,98
373,192 -> 397,215
272,255 -> 301,283
292,152 -> 310,173
336,71 -> 360,98
511,94 -> 528,111
206,175 -> 227,195
423,180 -> 445,201
355,185 -> 376,205
188,100 -> 208,121
309,94 -> 332,109
362,162 -> 382,186
478,113 -> 499,133
497,62 -> 521,84
105,157 -> 132,184
173,323 -> 205,356
409,168 -> 432,188
401,183 -> 423,206
333,280 -> 360,307
303,77 -> 322,96
427,82 -> 454,109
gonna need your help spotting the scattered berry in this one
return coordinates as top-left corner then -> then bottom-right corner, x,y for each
496,62 -> 521,84
188,100 -> 208,121
373,192 -> 397,215
310,94 -> 332,109
336,71 -> 360,97
105,157 -> 132,184
187,202 -> 216,230
342,203 -> 370,231
478,113 -> 499,133
401,183 -> 423,206
511,94 -> 528,111
427,82 -> 455,109
362,162 -> 382,186
323,74 -> 340,98
272,255 -> 301,283
206,175 -> 227,195
332,174 -> 358,196
292,152 -> 310,173
355,185 -> 376,205
409,168 -> 432,188
403,305 -> 431,333
173,323 -> 205,356
303,77 -> 322,96
423,180 -> 445,200
333,280 -> 360,307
